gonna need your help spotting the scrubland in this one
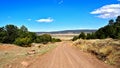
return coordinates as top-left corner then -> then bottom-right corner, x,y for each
73,38 -> 120,68
0,43 -> 57,68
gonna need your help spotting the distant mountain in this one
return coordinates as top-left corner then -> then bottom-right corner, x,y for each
36,29 -> 97,34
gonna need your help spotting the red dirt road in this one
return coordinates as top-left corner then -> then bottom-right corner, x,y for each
26,41 -> 113,68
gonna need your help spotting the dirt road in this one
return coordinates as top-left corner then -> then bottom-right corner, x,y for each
24,41 -> 113,68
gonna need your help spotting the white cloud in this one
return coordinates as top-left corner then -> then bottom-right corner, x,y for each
36,17 -> 54,23
90,4 -> 120,19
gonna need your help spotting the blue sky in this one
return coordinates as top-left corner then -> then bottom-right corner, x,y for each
0,0 -> 120,32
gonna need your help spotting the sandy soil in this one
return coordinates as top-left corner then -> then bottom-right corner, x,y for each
0,44 -> 18,51
4,41 -> 114,68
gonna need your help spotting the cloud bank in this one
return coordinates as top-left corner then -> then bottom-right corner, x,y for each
90,4 -> 120,19
36,17 -> 54,23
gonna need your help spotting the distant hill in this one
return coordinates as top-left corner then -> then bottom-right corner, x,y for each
36,29 -> 97,34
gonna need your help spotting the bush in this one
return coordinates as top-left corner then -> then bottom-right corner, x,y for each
72,32 -> 86,41
0,25 -> 19,43
35,34 -> 52,44
41,34 -> 52,44
27,32 -> 37,41
14,37 -> 32,47
35,36 -> 42,43
79,32 -> 86,39
72,36 -> 79,41
0,24 -> 61,46
52,38 -> 61,43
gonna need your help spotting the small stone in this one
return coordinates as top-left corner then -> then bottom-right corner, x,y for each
8,64 -> 12,68
27,50 -> 36,55
21,61 -> 29,67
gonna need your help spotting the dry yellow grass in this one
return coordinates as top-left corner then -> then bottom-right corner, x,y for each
0,43 -> 57,68
51,34 -> 79,41
73,38 -> 120,68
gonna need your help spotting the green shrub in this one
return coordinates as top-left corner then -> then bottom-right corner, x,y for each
79,32 -> 86,39
35,36 -> 42,43
41,34 -> 52,44
35,34 -> 52,44
0,24 -> 61,46
52,38 -> 61,43
14,37 -> 32,47
72,36 -> 79,41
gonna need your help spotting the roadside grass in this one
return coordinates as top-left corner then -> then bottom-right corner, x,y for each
73,39 -> 120,68
0,43 -> 57,68
51,34 -> 79,41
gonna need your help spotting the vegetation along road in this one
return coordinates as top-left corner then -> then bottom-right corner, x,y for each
5,41 -> 114,68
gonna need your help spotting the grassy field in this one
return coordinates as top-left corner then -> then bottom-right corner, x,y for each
0,43 -> 58,68
73,38 -> 120,68
51,33 -> 79,41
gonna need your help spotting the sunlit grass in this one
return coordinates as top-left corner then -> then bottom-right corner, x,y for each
73,39 -> 120,67
0,43 -> 57,68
